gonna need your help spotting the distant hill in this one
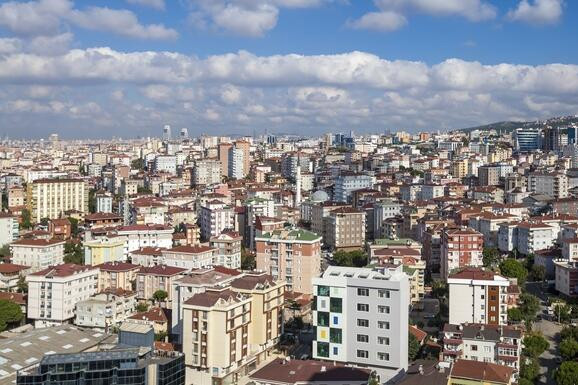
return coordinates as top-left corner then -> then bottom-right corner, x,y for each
457,115 -> 578,133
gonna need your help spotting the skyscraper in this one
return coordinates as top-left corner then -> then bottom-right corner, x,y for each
513,128 -> 541,152
163,124 -> 171,141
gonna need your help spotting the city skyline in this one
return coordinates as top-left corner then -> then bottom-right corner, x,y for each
0,0 -> 577,138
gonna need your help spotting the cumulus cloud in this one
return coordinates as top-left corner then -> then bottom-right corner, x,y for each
349,0 -> 496,31
187,0 -> 326,37
508,0 -> 563,25
126,0 -> 165,10
0,47 -> 577,137
0,0 -> 177,40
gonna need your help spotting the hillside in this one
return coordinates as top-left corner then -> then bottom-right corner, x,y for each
457,115 -> 578,133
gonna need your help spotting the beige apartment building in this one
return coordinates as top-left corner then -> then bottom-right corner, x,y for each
26,178 -> 89,222
323,207 -> 366,251
136,264 -> 187,303
96,261 -> 140,292
182,272 -> 285,385
10,238 -> 65,273
255,227 -> 321,294
26,264 -> 99,328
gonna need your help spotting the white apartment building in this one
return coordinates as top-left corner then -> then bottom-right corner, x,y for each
114,224 -> 174,258
95,193 -> 113,213
162,246 -> 216,271
154,155 -> 177,174
0,213 -> 18,246
334,174 -> 374,203
528,172 -> 568,199
516,222 -> 556,255
228,147 -> 245,180
312,266 -> 409,383
26,178 -> 88,222
10,238 -> 65,273
27,264 -> 100,328
420,185 -> 445,201
192,159 -> 222,186
75,290 -> 137,329
448,268 -> 510,326
199,200 -> 235,241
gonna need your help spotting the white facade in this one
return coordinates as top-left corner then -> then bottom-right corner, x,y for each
115,225 -> 174,258
96,194 -> 113,213
27,265 -> 100,328
334,174 -> 374,203
199,201 -> 235,240
10,239 -> 65,273
193,159 -> 222,186
228,147 -> 245,180
0,214 -> 18,246
75,291 -> 137,329
154,155 -> 177,174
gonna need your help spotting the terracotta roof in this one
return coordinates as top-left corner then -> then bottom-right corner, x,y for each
450,360 -> 513,384
11,238 -> 65,247
449,268 -> 499,281
128,307 -> 168,323
0,263 -> 30,274
154,341 -> 174,351
231,273 -> 278,291
184,288 -> 242,307
0,292 -> 26,305
250,359 -> 371,383
96,262 -> 140,272
30,263 -> 97,277
131,247 -> 166,256
164,245 -> 215,254
410,325 -> 428,344
137,265 -> 187,276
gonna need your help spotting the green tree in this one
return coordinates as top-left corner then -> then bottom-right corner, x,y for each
155,331 -> 168,341
555,304 -> 573,324
39,217 -> 50,227
408,332 -> 420,361
0,244 -> 10,259
16,276 -> 27,293
136,302 -> 149,313
21,208 -> 32,229
530,264 -> 546,282
499,258 -> 528,285
522,333 -> 549,358
520,358 -> 540,381
0,300 -> 24,331
333,250 -> 368,267
518,379 -> 534,385
560,338 -> 578,361
88,189 -> 97,213
131,158 -> 145,170
64,241 -> 83,265
152,290 -> 168,304
241,247 -> 256,270
561,326 -> 578,341
554,361 -> 578,385
519,293 -> 540,321
69,217 -> 79,237
507,307 -> 523,322
482,247 -> 500,268
431,280 -> 448,299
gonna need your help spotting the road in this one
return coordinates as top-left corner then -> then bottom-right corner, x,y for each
526,282 -> 563,385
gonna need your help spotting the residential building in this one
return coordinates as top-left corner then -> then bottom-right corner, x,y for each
95,191 -> 113,213
228,147 -> 246,180
115,224 -> 174,258
84,237 -> 125,265
199,200 -> 235,240
136,265 -> 186,303
210,230 -> 242,269
193,159 -> 222,186
97,261 -> 140,292
554,260 -> 578,297
528,172 -> 568,199
162,245 -> 216,271
448,360 -> 514,385
312,266 -> 410,382
441,228 -> 483,279
0,263 -> 30,291
515,222 -> 555,255
448,268 -> 510,326
324,208 -> 366,251
255,227 -> 322,294
26,178 -> 88,222
10,238 -> 65,273
74,289 -> 137,329
334,174 -> 374,203
478,165 -> 500,186
26,264 -> 100,328
0,213 -> 18,246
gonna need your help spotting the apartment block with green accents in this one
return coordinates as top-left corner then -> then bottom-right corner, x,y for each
312,265 -> 410,383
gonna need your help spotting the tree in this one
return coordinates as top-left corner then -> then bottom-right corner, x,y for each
241,247 -> 256,270
152,290 -> 168,304
16,276 -> 27,293
21,208 -> 32,229
155,331 -> 168,341
0,300 -> 24,332
482,247 -> 500,268
507,307 -> 523,322
519,293 -> 540,321
431,280 -> 448,299
520,358 -> 540,381
522,333 -> 549,358
408,332 -> 420,361
131,158 -> 145,171
554,361 -> 578,385
88,189 -> 97,213
333,250 -> 368,267
0,245 -> 10,259
530,264 -> 546,282
518,379 -> 534,385
560,337 -> 578,361
136,302 -> 149,312
561,326 -> 578,342
555,304 -> 573,324
64,241 -> 83,265
69,217 -> 79,237
499,258 -> 528,285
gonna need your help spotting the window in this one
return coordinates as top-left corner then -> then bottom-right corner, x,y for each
357,334 -> 369,343
333,347 -> 338,355
357,288 -> 369,296
330,297 -> 342,313
330,328 -> 342,344
378,352 -> 390,361
471,345 -> 478,351
378,337 -> 390,345
378,306 -> 390,314
378,321 -> 390,329
318,286 -> 330,296
357,319 -> 369,327
332,316 -> 339,325
378,289 -> 391,298
317,312 -> 329,327
317,342 -> 329,358
357,304 -> 369,312
356,350 -> 369,359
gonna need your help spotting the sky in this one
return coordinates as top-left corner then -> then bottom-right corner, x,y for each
0,0 -> 577,139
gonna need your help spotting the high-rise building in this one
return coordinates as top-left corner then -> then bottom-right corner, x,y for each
26,179 -> 88,222
334,173 -> 374,203
441,227 -> 483,279
513,128 -> 541,152
228,147 -> 245,179
163,124 -> 171,141
448,268 -> 510,326
218,142 -> 233,177
192,159 -> 221,186
180,127 -> 188,139
312,266 -> 409,382
528,172 -> 568,199
478,165 -> 500,186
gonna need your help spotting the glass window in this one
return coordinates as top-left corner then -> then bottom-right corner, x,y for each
318,286 -> 330,296
378,289 -> 390,298
317,342 -> 329,358
330,328 -> 342,344
357,288 -> 369,296
357,303 -> 369,312
330,297 -> 342,313
357,319 -> 369,327
317,312 -> 329,327
357,334 -> 369,343
356,350 -> 369,358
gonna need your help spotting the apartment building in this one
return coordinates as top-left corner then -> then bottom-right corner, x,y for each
97,261 -> 140,292
478,165 -> 501,186
26,178 -> 88,222
210,230 -> 242,269
312,266 -> 410,383
10,238 -> 65,273
0,213 -> 18,246
199,200 -> 236,241
162,245 -> 216,271
554,260 -> 578,296
310,202 -> 350,237
441,227 -> 483,279
255,227 -> 321,294
0,263 -> 30,291
324,207 -> 366,251
115,224 -> 174,258
334,174 -> 374,203
562,238 -> 578,261
75,289 -> 137,329
528,172 -> 568,199
26,264 -> 100,328
136,265 -> 187,303
448,268 -> 510,326
84,237 -> 125,265
515,222 -> 556,255
95,191 -> 113,213
229,147 -> 246,180
182,272 -> 284,385
468,212 -> 520,248
193,159 -> 222,186
443,323 -> 523,372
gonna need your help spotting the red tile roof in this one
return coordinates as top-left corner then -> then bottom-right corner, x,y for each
30,263 -> 97,277
450,360 -> 513,384
137,265 -> 187,276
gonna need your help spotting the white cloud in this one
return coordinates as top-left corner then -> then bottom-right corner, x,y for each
126,0 -> 165,10
0,47 -> 577,136
0,0 -> 177,40
508,0 -> 563,25
350,0 -> 496,32
187,0 -> 325,37
0,38 -> 21,54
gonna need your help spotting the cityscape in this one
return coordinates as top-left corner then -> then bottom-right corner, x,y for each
1,1 -> 578,385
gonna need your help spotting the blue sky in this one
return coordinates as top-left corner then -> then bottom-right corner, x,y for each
0,0 -> 576,138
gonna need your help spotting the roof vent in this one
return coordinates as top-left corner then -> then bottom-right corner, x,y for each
321,366 -> 326,372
